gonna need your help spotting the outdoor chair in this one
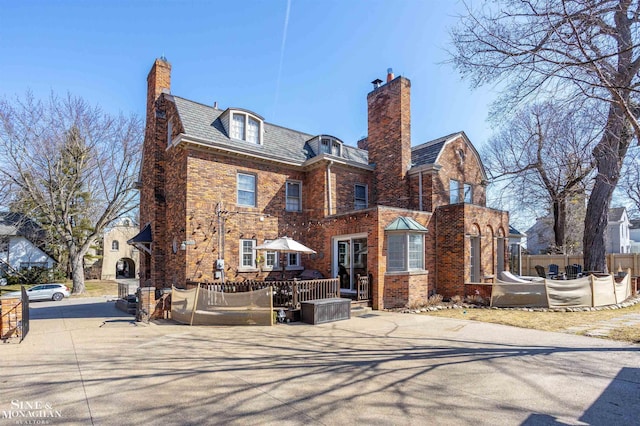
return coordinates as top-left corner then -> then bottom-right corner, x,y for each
573,264 -> 583,276
565,264 -> 579,280
534,265 -> 546,279
548,264 -> 560,278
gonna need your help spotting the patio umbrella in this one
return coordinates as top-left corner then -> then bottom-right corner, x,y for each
254,236 -> 316,254
255,237 -> 316,278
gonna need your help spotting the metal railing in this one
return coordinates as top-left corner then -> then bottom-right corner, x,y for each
118,282 -> 130,299
356,274 -> 372,302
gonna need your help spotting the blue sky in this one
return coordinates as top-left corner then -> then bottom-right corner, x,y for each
0,0 -> 497,150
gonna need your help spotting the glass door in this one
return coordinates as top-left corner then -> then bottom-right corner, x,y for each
334,234 -> 368,292
338,240 -> 351,289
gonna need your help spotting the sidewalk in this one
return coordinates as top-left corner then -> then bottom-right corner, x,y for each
1,298 -> 639,425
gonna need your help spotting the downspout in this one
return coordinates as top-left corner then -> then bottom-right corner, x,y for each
434,213 -> 438,296
327,161 -> 333,215
418,171 -> 423,211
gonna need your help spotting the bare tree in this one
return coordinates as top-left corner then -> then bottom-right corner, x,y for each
451,0 -> 640,272
621,147 -> 640,218
484,101 -> 597,253
0,92 -> 142,293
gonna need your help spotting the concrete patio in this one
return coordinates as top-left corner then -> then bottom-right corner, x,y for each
1,297 -> 639,425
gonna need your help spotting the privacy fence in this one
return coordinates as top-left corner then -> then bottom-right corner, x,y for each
172,285 -> 273,326
491,272 -> 633,308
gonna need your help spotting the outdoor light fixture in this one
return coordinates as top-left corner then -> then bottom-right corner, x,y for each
180,240 -> 195,250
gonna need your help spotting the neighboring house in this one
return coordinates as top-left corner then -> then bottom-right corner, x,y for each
130,58 -> 509,309
524,216 -> 554,255
607,207 -> 631,254
527,206 -> 631,255
101,218 -> 139,280
630,219 -> 640,253
0,212 -> 56,275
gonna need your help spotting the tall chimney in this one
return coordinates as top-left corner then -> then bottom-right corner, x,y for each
140,57 -> 172,290
367,69 -> 411,208
146,57 -> 171,118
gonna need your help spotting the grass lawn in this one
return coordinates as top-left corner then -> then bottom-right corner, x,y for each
422,301 -> 640,344
0,280 -> 120,298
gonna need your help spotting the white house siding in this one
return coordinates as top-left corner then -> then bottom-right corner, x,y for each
607,210 -> 631,254
7,236 -> 55,269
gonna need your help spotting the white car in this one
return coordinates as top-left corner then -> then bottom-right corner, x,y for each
1,283 -> 71,301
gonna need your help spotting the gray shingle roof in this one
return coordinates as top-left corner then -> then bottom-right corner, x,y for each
0,212 -> 41,237
173,96 -> 369,166
608,207 -> 627,222
411,132 -> 462,167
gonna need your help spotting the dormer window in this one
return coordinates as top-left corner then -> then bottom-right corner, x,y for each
321,137 -> 341,156
230,112 -> 262,144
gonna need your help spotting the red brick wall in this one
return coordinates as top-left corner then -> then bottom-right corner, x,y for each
435,203 -> 509,298
434,204 -> 466,297
367,77 -> 411,209
431,135 -> 487,209
332,164 -> 374,215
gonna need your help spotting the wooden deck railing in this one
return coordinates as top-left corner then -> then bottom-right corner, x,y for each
186,278 -> 340,309
1,297 -> 24,341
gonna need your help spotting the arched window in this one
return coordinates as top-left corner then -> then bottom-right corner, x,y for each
112,240 -> 119,251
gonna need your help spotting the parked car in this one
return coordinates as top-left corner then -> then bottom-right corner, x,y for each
0,283 -> 70,301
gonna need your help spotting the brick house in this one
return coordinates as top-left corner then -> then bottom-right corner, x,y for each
131,57 -> 509,310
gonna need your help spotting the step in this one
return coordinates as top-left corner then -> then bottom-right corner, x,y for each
350,305 -> 373,317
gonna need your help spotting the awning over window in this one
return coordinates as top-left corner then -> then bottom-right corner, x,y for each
127,223 -> 152,254
385,216 -> 428,232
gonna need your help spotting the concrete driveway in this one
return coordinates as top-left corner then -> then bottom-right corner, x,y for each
1,297 -> 639,425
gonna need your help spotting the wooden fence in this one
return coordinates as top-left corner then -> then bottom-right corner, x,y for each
185,278 -> 340,309
0,287 -> 28,342
522,253 -> 640,277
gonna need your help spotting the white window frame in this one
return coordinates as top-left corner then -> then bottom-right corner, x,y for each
286,252 -> 302,270
320,137 -> 342,156
262,240 -> 280,270
386,232 -> 425,272
237,173 -> 257,207
239,239 -> 257,270
464,183 -> 473,204
286,180 -> 302,212
354,184 -> 368,210
230,112 -> 263,144
111,240 -> 119,251
450,179 -> 460,204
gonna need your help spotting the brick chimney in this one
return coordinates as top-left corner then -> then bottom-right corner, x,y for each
146,57 -> 171,121
367,69 -> 411,208
140,57 -> 171,289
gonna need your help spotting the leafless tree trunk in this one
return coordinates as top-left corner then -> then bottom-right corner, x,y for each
0,92 -> 142,293
452,0 -> 640,272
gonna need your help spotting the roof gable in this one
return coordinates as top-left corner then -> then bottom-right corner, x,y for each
410,131 -> 488,181
608,207 -> 627,223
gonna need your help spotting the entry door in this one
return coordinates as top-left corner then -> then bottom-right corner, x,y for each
334,235 -> 368,292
